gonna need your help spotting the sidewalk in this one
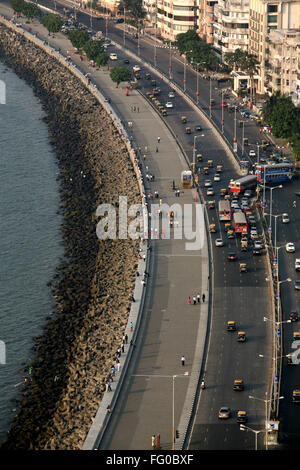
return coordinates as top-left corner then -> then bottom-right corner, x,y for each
0,8 -> 210,451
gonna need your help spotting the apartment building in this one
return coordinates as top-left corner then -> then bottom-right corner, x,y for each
151,0 -> 198,41
265,29 -> 300,98
198,0 -> 218,44
249,0 -> 300,94
213,0 -> 249,58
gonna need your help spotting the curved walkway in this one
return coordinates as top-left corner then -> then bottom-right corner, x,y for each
0,6 -> 210,450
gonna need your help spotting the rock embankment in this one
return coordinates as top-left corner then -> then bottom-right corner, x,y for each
0,24 -> 140,450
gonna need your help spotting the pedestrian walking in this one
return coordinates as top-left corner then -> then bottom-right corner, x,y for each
197,294 -> 201,303
116,360 -> 121,372
202,293 -> 205,303
181,355 -> 185,366
125,334 -> 128,344
157,136 -> 161,143
130,321 -> 134,331
117,347 -> 121,357
156,147 -> 158,153
152,434 -> 156,450
111,365 -> 116,376
193,296 -> 197,305
188,296 -> 191,305
137,107 -> 139,113
121,343 -> 125,353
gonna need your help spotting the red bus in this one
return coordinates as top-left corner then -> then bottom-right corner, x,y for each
228,175 -> 257,193
233,211 -> 247,234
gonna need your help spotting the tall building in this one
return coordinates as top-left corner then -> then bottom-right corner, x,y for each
265,29 -> 300,97
198,0 -> 218,44
152,0 -> 198,41
249,0 -> 300,94
213,0 -> 249,58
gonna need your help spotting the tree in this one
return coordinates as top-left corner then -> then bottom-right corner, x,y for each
110,66 -> 132,86
95,52 -> 109,67
22,2 -> 40,20
262,92 -> 300,139
40,13 -> 63,33
10,0 -> 24,13
68,30 -> 89,50
83,40 -> 104,61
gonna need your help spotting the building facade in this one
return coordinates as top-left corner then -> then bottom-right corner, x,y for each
150,0 -> 198,41
213,0 -> 249,58
198,0 -> 218,44
249,0 -> 300,94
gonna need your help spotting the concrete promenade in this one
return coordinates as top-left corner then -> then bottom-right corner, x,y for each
0,7 -> 210,451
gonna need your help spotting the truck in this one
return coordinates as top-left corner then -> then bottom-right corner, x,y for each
295,259 -> 300,271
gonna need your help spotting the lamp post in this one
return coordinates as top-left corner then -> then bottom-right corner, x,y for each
209,76 -> 212,119
221,89 -> 225,134
196,63 -> 199,104
263,185 -> 282,233
249,394 -> 283,449
241,120 -> 245,156
239,424 -> 265,450
132,373 -> 189,450
192,135 -> 202,179
154,0 -> 157,67
123,7 -> 126,46
169,41 -> 172,80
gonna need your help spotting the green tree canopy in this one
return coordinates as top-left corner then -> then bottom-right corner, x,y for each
40,13 -> 63,33
110,66 -> 132,86
68,30 -> 89,50
83,40 -> 104,61
262,92 -> 299,139
10,0 -> 25,13
175,30 -> 219,71
118,0 -> 146,24
95,52 -> 109,67
22,2 -> 40,19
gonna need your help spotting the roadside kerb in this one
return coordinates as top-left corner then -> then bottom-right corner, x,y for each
0,14 -> 152,451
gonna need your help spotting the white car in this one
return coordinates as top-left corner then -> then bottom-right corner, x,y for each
165,101 -> 173,108
254,240 -> 263,249
204,180 -> 212,187
286,242 -> 296,253
207,188 -> 214,196
109,53 -> 118,60
214,174 -> 221,182
133,65 -> 141,72
282,213 -> 290,223
249,150 -> 256,157
215,238 -> 224,247
168,91 -> 175,98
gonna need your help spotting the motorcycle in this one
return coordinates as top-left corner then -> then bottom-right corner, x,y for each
200,380 -> 205,390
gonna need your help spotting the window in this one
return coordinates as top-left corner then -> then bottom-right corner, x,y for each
268,5 -> 278,13
268,15 -> 277,23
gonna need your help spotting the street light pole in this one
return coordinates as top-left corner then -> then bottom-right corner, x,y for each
240,424 -> 264,450
241,121 -> 245,156
123,7 -> 126,46
169,41 -> 172,80
184,55 -> 186,92
209,76 -> 212,119
196,63 -> 199,104
221,89 -> 224,134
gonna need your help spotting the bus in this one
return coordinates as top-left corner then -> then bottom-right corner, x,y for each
255,163 -> 294,183
228,175 -> 257,193
233,211 -> 247,234
181,170 -> 192,188
218,200 -> 231,221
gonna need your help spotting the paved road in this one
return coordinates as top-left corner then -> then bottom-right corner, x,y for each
4,0 -> 290,449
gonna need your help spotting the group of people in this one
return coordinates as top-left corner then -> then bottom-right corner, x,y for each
188,294 -> 206,305
105,334 -> 129,393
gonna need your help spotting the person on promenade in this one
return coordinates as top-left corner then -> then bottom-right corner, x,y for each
197,294 -> 201,303
152,435 -> 156,449
193,296 -> 197,305
188,296 -> 191,305
202,293 -> 205,303
181,355 -> 185,366
157,137 -> 160,143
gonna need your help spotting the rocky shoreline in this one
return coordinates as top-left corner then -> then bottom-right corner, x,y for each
0,24 -> 140,450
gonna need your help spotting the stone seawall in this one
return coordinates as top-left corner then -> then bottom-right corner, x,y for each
0,24 -> 140,450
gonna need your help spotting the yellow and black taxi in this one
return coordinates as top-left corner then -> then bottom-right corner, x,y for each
239,262 -> 247,273
241,238 -> 248,251
293,332 -> 300,341
233,379 -> 244,391
208,160 -> 213,168
208,200 -> 215,210
224,194 -> 231,201
287,353 -> 296,365
209,223 -> 216,233
181,116 -> 187,123
227,320 -> 236,331
224,222 -> 231,232
197,153 -> 203,162
151,79 -> 156,87
227,229 -> 234,239
216,165 -> 223,173
237,331 -> 246,342
220,188 -> 227,197
185,127 -> 192,134
161,109 -> 168,116
203,167 -> 209,175
292,390 -> 300,403
237,410 -> 247,423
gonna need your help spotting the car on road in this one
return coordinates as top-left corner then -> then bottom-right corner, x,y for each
282,213 -> 290,223
207,188 -> 214,196
244,190 -> 252,198
215,238 -> 224,247
227,252 -> 237,261
233,379 -> 244,391
218,407 -> 231,419
123,59 -> 130,64
295,280 -> 300,290
204,180 -> 212,187
103,41 -> 111,48
253,248 -> 263,255
286,242 -> 296,253
295,191 -> 300,197
109,53 -> 118,60
254,240 -> 263,250
289,311 -> 299,322
295,259 -> 300,271
165,101 -> 173,108
214,174 -> 221,182
194,125 -> 202,131
168,91 -> 175,98
249,149 -> 256,157
133,65 -> 141,72
221,102 -> 228,107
